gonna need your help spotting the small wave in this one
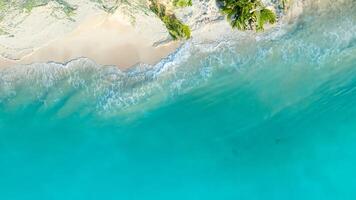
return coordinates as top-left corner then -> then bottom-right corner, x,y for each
0,0 -> 354,119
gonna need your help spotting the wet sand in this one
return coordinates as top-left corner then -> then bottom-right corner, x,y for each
0,12 -> 179,69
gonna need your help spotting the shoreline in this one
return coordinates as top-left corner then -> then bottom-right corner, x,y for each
0,11 -> 180,70
0,0 -> 299,70
0,56 -> 15,69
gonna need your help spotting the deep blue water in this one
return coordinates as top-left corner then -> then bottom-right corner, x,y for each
0,0 -> 356,199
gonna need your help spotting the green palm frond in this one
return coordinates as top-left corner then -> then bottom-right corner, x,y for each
217,0 -> 277,31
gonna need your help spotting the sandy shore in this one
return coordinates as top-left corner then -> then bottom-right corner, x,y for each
0,56 -> 15,69
0,12 -> 179,70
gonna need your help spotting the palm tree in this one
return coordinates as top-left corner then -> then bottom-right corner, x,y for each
216,0 -> 276,31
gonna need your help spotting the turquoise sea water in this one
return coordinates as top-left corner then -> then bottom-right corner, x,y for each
0,0 -> 356,199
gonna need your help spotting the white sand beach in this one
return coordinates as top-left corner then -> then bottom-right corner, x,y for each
0,1 -> 182,69
0,0 -> 288,70
0,11 -> 179,69
0,56 -> 14,69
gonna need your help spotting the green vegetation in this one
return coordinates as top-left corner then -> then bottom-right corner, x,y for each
90,0 -> 152,24
280,0 -> 289,10
0,27 -> 8,35
0,0 -> 11,17
149,0 -> 191,40
0,0 -> 77,17
56,0 -> 76,17
90,0 -> 119,13
173,0 -> 192,8
22,0 -> 48,12
256,8 -> 276,31
21,0 -> 76,17
217,0 -> 277,31
0,1 -> 7,12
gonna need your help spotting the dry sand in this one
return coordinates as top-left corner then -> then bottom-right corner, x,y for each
0,12 -> 179,70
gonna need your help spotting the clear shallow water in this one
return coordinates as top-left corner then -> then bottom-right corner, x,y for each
0,0 -> 356,199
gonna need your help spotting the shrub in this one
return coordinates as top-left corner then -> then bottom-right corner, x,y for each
217,0 -> 277,31
149,0 -> 191,40
173,0 -> 193,8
